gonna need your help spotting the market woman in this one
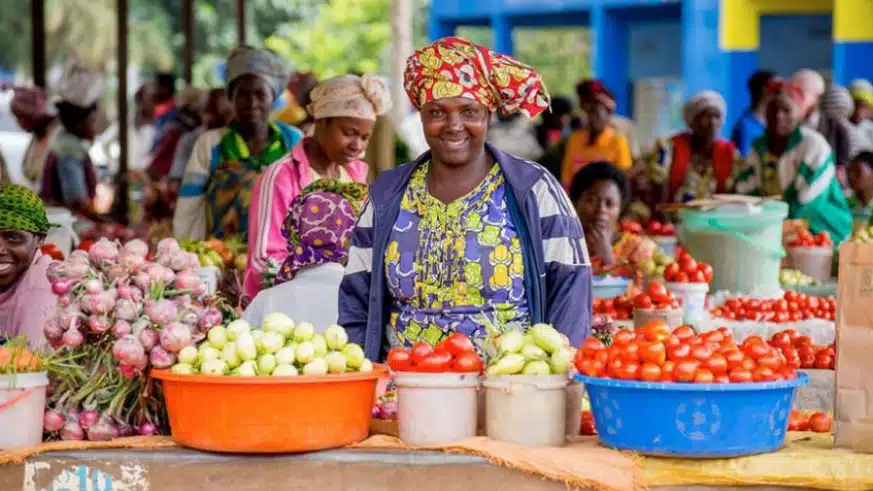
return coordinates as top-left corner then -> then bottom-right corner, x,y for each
648,91 -> 739,204
243,74 -> 387,298
243,180 -> 367,330
569,161 -> 629,268
338,37 -> 592,360
0,184 -> 57,350
735,80 -> 852,243
173,46 -> 304,241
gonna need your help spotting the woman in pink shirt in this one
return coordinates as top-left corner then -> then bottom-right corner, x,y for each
0,184 -> 57,350
244,74 -> 392,299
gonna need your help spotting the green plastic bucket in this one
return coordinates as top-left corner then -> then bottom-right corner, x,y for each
679,201 -> 788,295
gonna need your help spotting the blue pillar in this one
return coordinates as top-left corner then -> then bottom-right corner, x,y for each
427,17 -> 455,42
834,43 -> 873,85
832,0 -> 873,85
682,0 -> 757,138
491,14 -> 514,55
591,7 -> 630,116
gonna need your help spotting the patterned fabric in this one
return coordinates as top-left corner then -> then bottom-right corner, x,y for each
276,179 -> 367,283
576,79 -> 616,112
683,91 -> 726,127
226,46 -> 288,96
648,133 -> 738,203
384,162 -> 529,351
307,74 -> 393,121
404,37 -> 550,118
735,126 -> 852,243
559,126 -> 632,189
204,122 -> 294,238
10,86 -> 53,121
821,86 -> 855,120
0,184 -> 51,234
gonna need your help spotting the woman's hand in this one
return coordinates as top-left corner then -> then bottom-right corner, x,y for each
585,224 -> 615,265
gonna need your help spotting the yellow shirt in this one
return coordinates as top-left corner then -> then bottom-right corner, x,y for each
560,126 -> 632,188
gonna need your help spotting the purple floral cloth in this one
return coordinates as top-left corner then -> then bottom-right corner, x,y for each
276,179 -> 367,283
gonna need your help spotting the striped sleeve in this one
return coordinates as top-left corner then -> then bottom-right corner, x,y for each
733,148 -> 763,196
338,199 -> 375,347
531,171 -> 592,346
795,135 -> 836,205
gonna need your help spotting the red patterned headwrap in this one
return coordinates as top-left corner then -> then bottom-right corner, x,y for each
765,78 -> 805,108
404,37 -> 550,118
576,79 -> 616,112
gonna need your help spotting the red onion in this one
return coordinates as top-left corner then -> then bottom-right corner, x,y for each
112,335 -> 146,363
179,308 -> 199,326
78,409 -> 100,430
156,238 -> 181,257
44,318 -> 63,341
198,307 -> 223,332
46,260 -> 64,281
118,363 -> 137,378
117,285 -> 144,303
119,252 -> 145,273
43,410 -> 65,432
160,322 -> 193,353
114,298 -> 139,321
58,293 -> 73,308
87,315 -> 111,335
86,418 -> 115,441
168,250 -> 193,272
58,308 -> 81,330
149,346 -> 175,369
145,299 -> 177,326
89,238 -> 120,263
138,327 -> 159,351
60,421 -> 85,441
161,266 -> 176,284
61,328 -> 84,349
69,249 -> 90,261
111,320 -> 133,338
51,277 -> 78,295
63,260 -> 91,278
83,278 -> 102,294
122,239 -> 149,258
134,271 -> 151,292
117,422 -> 135,437
138,422 -> 157,436
107,264 -> 128,281
173,271 -> 200,290
192,281 -> 207,297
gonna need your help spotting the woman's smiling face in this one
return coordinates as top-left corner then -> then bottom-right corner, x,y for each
420,97 -> 490,166
0,230 -> 41,291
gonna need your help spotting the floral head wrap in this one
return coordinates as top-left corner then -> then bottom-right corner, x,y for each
575,79 -> 616,112
404,37 -> 550,118
765,79 -> 805,121
0,184 -> 51,234
226,45 -> 288,98
307,74 -> 393,121
683,90 -> 726,127
276,180 -> 368,283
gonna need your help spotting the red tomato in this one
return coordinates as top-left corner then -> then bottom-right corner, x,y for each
622,342 -> 641,363
753,366 -> 776,382
452,352 -> 483,373
646,282 -> 670,304
691,344 -> 714,363
664,263 -> 681,282
444,333 -> 475,356
641,320 -> 670,342
701,331 -> 725,345
417,351 -> 453,372
717,327 -> 733,343
743,340 -> 770,359
668,343 -> 691,361
580,411 -> 597,435
634,294 -> 654,309
616,361 -> 640,380
640,362 -> 662,381
698,263 -> 714,283
704,354 -> 728,375
729,368 -> 753,383
387,348 -> 413,371
612,329 -> 636,346
808,412 -> 832,433
771,332 -> 792,349
578,358 -> 604,377
640,342 -> 667,366
77,239 -> 95,252
673,360 -> 700,382
723,350 -> 745,370
756,353 -> 782,371
675,271 -> 689,282
581,337 -> 606,358
689,270 -> 706,283
679,256 -> 698,274
694,368 -> 715,384
660,361 -> 676,381
647,221 -> 663,235
672,325 -> 696,341
410,342 -> 434,366
814,353 -> 833,370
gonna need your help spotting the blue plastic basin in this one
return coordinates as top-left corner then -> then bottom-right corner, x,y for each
592,276 -> 630,299
575,373 -> 808,458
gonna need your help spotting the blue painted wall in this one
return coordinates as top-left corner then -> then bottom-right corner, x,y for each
627,21 -> 681,79
759,15 -> 833,77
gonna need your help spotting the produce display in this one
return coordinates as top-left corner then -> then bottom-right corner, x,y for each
574,321 -> 798,383
579,410 -> 596,436
644,220 -> 676,237
170,314 -> 372,376
663,251 -> 713,284
768,329 -> 835,370
633,281 -> 681,311
788,230 -> 833,248
78,223 -> 141,244
779,269 -> 818,287
788,410 -> 832,433
593,297 -> 633,320
42,238 -> 224,441
851,223 -> 873,243
40,243 -> 65,261
634,248 -> 674,278
710,291 -> 836,322
372,390 -> 397,421
180,237 -> 247,271
386,333 -> 484,373
485,325 -> 576,376
591,314 -> 619,346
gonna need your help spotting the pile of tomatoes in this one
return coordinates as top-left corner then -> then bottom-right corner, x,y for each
711,291 -> 836,322
788,230 -> 833,248
574,321 -> 798,384
386,333 -> 484,373
40,243 -> 65,261
619,219 -> 644,235
580,410 -> 596,436
633,281 -> 681,311
646,220 -> 676,237
593,296 -> 634,320
769,329 -> 835,370
788,410 -> 832,433
663,251 -> 714,284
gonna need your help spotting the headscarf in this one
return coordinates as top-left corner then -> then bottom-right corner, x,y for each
226,45 -> 288,98
10,86 -> 54,121
176,87 -> 207,112
850,79 -> 873,108
791,69 -> 826,114
683,90 -> 726,127
575,79 -> 616,112
307,74 -> 393,121
0,184 -> 51,234
404,37 -> 550,118
821,85 -> 855,120
276,180 -> 368,283
56,63 -> 104,108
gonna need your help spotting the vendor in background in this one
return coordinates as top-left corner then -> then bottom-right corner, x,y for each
147,87 -> 206,180
339,37 -> 591,360
820,85 -> 861,161
244,74 -> 384,299
11,86 -> 61,188
648,90 -> 739,205
850,80 -> 873,153
558,79 -> 632,189
731,70 -> 776,157
570,161 -> 629,267
150,73 -> 177,149
173,46 -> 304,241
847,151 -> 873,219
734,79 -> 852,243
0,184 -> 56,350
243,180 -> 367,330
40,65 -> 105,223
487,112 -> 544,162
793,69 -> 854,170
169,89 -> 234,185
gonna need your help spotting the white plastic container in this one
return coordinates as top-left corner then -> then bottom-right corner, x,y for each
395,371 -> 479,446
483,374 -> 568,447
786,246 -> 833,283
44,207 -> 79,256
0,372 -> 49,449
666,282 -> 710,323
633,307 -> 684,329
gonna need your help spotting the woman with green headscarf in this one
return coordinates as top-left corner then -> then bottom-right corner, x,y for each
0,184 -> 57,350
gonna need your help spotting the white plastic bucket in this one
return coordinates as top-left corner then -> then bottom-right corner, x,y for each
0,372 -> 49,449
483,374 -> 568,447
634,307 -> 684,329
666,282 -> 710,323
786,246 -> 833,283
395,371 -> 479,446
44,207 -> 79,256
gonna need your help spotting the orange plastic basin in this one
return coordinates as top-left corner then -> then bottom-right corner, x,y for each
153,364 -> 388,453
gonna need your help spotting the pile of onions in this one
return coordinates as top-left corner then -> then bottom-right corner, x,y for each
44,237 -> 225,441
